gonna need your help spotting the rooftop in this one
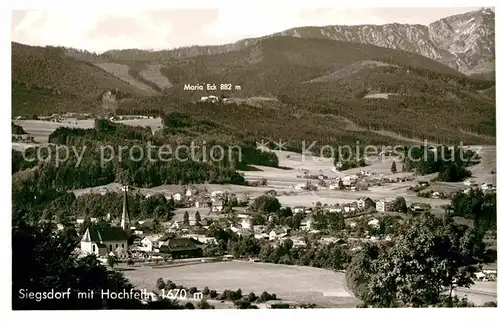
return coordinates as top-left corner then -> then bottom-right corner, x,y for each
81,226 -> 128,242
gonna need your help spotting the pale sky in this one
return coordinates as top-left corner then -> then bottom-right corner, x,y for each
11,7 -> 493,53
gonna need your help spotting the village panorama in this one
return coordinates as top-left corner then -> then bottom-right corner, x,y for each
10,7 -> 497,311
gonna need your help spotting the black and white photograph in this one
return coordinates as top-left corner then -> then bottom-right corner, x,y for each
5,1 -> 498,318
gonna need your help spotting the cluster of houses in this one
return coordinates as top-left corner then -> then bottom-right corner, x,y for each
145,187 -> 246,214
76,182 -> 433,263
474,269 -> 497,282
293,171 -> 415,192
78,186 -> 212,262
414,179 -> 497,199
291,197 -> 396,216
462,179 -> 496,194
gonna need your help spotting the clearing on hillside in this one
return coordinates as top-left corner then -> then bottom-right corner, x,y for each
304,60 -> 399,83
96,63 -> 157,93
139,64 -> 173,89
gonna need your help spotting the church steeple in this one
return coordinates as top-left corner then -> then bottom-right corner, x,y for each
121,185 -> 130,231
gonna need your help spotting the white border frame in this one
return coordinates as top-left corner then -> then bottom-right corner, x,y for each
2,1 -> 499,323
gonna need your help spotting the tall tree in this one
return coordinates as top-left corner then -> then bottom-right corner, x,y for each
195,211 -> 201,226
363,214 -> 484,307
107,254 -> 118,269
183,211 -> 190,226
249,195 -> 281,214
391,161 -> 397,174
391,196 -> 408,213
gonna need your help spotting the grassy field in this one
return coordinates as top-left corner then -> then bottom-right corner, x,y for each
244,150 -> 450,208
12,119 -> 94,143
115,118 -> 163,134
455,281 -> 497,305
123,261 -> 359,307
466,145 -> 496,185
12,118 -> 163,143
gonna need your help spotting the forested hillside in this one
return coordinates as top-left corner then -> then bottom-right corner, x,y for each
12,35 -> 495,145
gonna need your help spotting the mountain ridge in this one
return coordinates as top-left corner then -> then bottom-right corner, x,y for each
92,8 -> 495,75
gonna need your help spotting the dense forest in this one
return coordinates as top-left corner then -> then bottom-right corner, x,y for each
401,145 -> 479,181
13,119 -> 258,191
451,189 -> 497,234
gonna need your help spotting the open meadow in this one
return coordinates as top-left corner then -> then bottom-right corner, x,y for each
123,261 -> 359,307
12,118 -> 163,144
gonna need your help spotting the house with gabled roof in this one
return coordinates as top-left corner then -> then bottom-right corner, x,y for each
376,199 -> 394,213
357,197 -> 375,209
139,234 -> 165,252
80,226 -> 129,257
293,206 -> 306,214
159,237 -> 203,259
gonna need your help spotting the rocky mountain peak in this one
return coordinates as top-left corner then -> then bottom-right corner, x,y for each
274,8 -> 495,75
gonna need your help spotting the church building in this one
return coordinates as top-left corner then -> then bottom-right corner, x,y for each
80,186 -> 131,257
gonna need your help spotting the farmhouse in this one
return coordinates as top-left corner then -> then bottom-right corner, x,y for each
173,193 -> 183,201
139,234 -> 166,252
300,217 -> 313,231
481,183 -> 495,192
294,183 -> 306,190
222,98 -> 235,105
241,217 -> 253,229
182,234 -> 217,245
169,221 -> 182,231
357,197 -> 375,209
290,237 -> 307,247
211,190 -> 224,197
159,237 -> 203,259
417,180 -> 430,188
195,197 -> 211,208
211,200 -> 224,212
410,202 -> 431,213
376,199 -> 393,213
344,175 -> 358,181
343,203 -> 357,213
200,95 -> 219,103
329,205 -> 343,213
320,237 -> 347,245
254,232 -> 270,240
269,228 -> 290,241
293,206 -> 306,214
329,181 -> 340,190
